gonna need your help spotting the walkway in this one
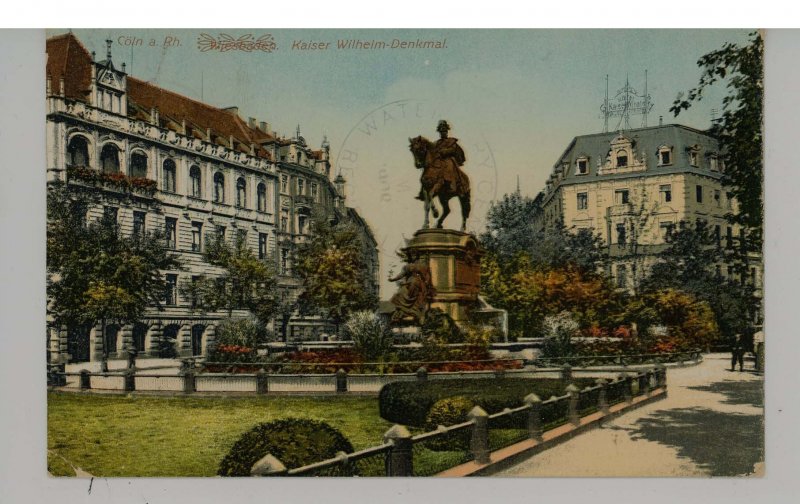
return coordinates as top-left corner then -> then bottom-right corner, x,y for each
496,353 -> 764,477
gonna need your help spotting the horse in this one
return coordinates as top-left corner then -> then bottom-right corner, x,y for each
408,136 -> 471,231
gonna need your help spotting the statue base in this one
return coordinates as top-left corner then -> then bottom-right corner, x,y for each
401,228 -> 483,324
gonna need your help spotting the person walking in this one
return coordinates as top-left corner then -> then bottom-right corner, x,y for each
731,334 -> 745,372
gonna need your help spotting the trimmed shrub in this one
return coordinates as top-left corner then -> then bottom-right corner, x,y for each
218,418 -> 355,476
378,378 -> 591,427
424,396 -> 474,451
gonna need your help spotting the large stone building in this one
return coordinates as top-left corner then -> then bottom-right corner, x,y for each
46,33 -> 378,363
533,124 -> 762,301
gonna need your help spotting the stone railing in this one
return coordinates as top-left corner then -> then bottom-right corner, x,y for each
247,366 -> 668,477
531,350 -> 703,368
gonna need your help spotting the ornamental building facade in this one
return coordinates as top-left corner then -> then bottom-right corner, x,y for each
533,124 -> 763,301
46,33 -> 378,363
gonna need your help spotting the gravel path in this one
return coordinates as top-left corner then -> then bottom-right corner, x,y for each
495,353 -> 764,477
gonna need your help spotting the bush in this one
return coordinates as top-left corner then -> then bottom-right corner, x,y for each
424,396 -> 474,451
218,418 -> 355,476
378,378 -> 590,427
208,318 -> 270,362
541,311 -> 579,358
343,310 -> 393,361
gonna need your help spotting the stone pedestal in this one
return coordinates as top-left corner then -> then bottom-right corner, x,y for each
402,229 -> 482,324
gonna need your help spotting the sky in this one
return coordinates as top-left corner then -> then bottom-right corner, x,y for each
49,28 -> 754,296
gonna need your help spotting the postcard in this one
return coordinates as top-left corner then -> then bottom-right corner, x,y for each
42,28 -> 764,480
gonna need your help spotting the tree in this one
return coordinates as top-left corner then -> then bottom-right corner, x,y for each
47,182 -> 181,364
294,211 -> 378,331
182,232 -> 279,328
641,222 -> 756,344
671,31 -> 763,250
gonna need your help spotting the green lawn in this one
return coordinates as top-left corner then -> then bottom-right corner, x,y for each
48,392 -> 392,477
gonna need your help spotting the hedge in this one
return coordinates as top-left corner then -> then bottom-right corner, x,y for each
218,418 -> 355,476
378,378 -> 593,427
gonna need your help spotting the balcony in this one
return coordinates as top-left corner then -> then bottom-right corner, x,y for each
66,165 -> 157,198
606,203 -> 635,217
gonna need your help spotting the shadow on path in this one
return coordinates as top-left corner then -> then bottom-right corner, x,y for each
631,407 -> 763,476
687,379 -> 764,409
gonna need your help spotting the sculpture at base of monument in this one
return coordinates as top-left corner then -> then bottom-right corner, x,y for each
409,120 -> 471,231
388,253 -> 436,325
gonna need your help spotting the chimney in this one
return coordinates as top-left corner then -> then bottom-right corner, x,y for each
250,143 -> 256,155
181,119 -> 187,135
223,106 -> 239,115
229,135 -> 235,150
248,117 -> 257,128
259,121 -> 268,133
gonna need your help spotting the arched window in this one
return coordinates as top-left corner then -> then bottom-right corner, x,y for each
257,182 -> 267,212
189,165 -> 202,198
214,172 -> 225,203
236,177 -> 247,208
100,144 -> 120,173
129,152 -> 148,178
67,136 -> 90,167
615,150 -> 628,168
163,159 -> 176,192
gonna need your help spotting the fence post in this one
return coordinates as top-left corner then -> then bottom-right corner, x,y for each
256,369 -> 269,395
595,378 -> 609,415
79,369 -> 91,390
127,349 -> 137,370
566,384 -> 580,426
642,370 -> 652,397
250,453 -> 287,476
416,366 -> 428,382
523,393 -> 543,442
560,364 -> 572,382
468,406 -> 490,464
383,425 -> 413,476
619,373 -> 632,404
123,369 -> 136,392
336,368 -> 348,393
656,364 -> 667,388
182,369 -> 196,394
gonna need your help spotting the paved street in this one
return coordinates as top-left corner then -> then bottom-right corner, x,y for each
496,353 -> 764,477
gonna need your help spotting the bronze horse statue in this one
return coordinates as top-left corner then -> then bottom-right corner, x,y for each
408,135 -> 471,231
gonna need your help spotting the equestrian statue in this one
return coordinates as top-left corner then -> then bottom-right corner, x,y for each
409,120 -> 471,231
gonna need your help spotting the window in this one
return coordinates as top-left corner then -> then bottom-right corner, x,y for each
133,211 -> 146,236
658,147 -> 672,166
257,183 -> 267,212
615,150 -> 628,168
726,192 -> 733,209
577,192 -> 588,210
191,222 -> 202,252
659,184 -> 672,203
709,155 -> 719,171
190,276 -> 201,308
660,222 -> 674,242
130,152 -> 148,178
297,178 -> 305,195
311,183 -> 318,200
213,172 -> 225,203
280,175 -> 288,193
280,248 -> 290,275
616,223 -> 626,245
616,264 -> 627,289
165,274 -> 178,306
714,225 -> 721,247
726,226 -> 733,248
259,233 -> 268,259
236,177 -> 247,208
236,228 -> 247,245
189,165 -> 201,198
576,158 -> 588,175
298,215 -> 308,235
216,225 -> 226,242
714,189 -> 721,207
67,136 -> 90,167
103,206 -> 118,227
100,144 -> 120,173
689,149 -> 699,167
165,217 -> 177,249
163,159 -> 176,193
614,189 -> 630,205
695,185 -> 703,203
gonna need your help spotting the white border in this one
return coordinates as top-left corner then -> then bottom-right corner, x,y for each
1,25 -> 798,504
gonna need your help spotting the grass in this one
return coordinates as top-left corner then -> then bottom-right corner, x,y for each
47,392 -> 392,477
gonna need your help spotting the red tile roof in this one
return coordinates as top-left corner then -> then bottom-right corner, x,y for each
46,32 -> 276,161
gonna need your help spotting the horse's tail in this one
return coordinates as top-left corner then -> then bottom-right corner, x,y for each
461,191 -> 471,219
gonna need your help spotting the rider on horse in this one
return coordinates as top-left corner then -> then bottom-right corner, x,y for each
416,120 -> 468,200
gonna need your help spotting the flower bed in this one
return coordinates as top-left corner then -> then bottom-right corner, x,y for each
67,166 -> 157,196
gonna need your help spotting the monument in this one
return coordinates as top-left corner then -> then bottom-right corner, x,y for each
390,121 -> 485,327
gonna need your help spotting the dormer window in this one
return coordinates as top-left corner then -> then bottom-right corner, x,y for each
657,146 -> 672,166
708,154 -> 719,171
576,157 -> 589,175
688,145 -> 701,167
615,150 -> 628,168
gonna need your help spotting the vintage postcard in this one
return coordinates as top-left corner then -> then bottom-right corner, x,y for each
42,28 -> 764,480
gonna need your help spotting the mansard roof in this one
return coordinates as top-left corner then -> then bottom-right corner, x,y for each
551,124 -> 721,184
